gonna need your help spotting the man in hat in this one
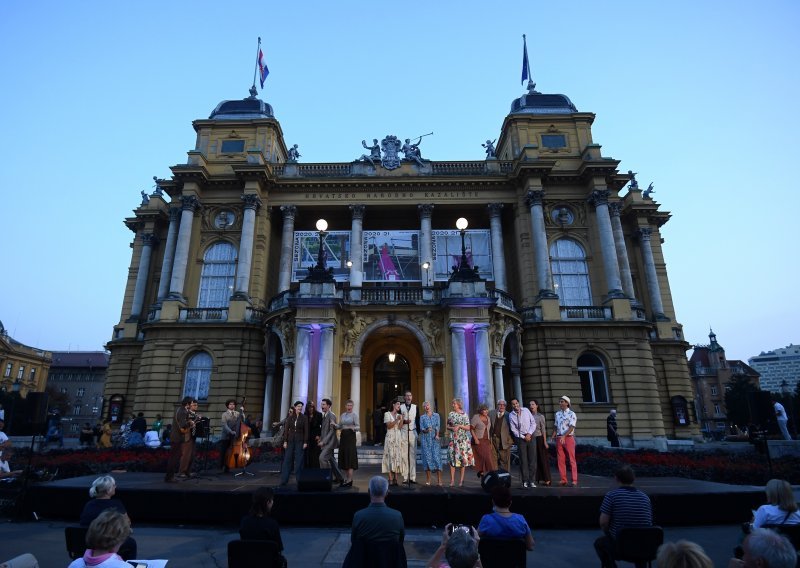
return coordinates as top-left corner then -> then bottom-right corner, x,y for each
552,395 -> 578,486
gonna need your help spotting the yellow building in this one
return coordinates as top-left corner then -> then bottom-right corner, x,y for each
0,321 -> 51,397
106,80 -> 698,449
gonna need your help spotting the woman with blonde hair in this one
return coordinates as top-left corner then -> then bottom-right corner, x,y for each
753,478 -> 800,528
68,509 -> 134,568
446,398 -> 474,487
656,540 -> 713,568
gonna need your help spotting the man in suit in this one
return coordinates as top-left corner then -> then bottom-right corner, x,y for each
489,399 -> 514,472
400,390 -> 418,483
220,399 -> 241,472
164,397 -> 196,482
319,398 -> 345,485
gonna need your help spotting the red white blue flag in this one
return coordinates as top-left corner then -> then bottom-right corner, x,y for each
258,46 -> 269,89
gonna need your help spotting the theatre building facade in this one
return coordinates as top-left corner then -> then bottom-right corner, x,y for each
105,83 -> 697,449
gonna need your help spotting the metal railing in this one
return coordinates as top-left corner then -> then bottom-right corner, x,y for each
179,308 -> 228,322
349,287 -> 437,305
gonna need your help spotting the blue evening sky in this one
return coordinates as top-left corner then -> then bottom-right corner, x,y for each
0,1 -> 797,363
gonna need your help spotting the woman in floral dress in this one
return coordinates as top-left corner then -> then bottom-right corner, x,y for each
446,398 -> 474,487
382,399 -> 407,486
419,401 -> 442,486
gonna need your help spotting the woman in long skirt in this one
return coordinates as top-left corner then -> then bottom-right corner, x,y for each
446,398 -> 474,487
470,404 -> 497,478
381,399 -> 407,486
529,399 -> 552,486
337,399 -> 359,487
419,401 -> 442,486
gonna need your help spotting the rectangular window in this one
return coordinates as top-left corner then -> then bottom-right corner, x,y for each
60,387 -> 68,394
29,368 -> 36,382
541,134 -> 567,149
73,405 -> 82,416
77,387 -> 86,397
17,366 -> 25,380
710,385 -> 718,396
221,139 -> 245,153
3,363 -> 11,377
713,403 -> 721,416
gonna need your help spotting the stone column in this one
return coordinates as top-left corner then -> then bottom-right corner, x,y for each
418,204 -> 434,286
450,325 -> 468,413
487,203 -> 507,291
637,228 -> 667,320
349,205 -> 365,287
317,325 -> 335,403
280,360 -> 293,420
234,194 -> 262,300
474,324 -> 495,409
292,325 -> 312,403
130,233 -> 157,319
423,362 -> 435,411
277,205 -> 297,292
350,359 -> 361,416
588,190 -> 625,299
167,195 -> 201,302
512,367 -> 523,406
156,207 -> 180,302
493,361 -> 505,404
608,203 -> 637,301
262,365 -> 275,433
525,190 -> 556,298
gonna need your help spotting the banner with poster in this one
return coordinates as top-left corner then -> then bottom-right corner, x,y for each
362,230 -> 421,282
431,229 -> 493,282
291,230 -> 351,282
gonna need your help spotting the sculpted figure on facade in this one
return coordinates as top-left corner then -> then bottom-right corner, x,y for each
401,137 -> 426,167
643,182 -> 655,199
515,324 -> 524,359
344,311 -> 370,354
489,313 -> 505,356
276,314 -> 296,356
482,139 -> 497,159
627,170 -> 638,190
140,190 -> 149,205
359,139 -> 381,167
411,311 -> 441,355
380,135 -> 402,170
287,144 -> 301,162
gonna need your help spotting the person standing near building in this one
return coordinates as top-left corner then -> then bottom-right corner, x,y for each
509,398 -> 537,488
774,397 -> 792,440
164,397 -> 195,483
607,409 -> 620,447
489,400 -> 514,472
552,395 -> 578,486
220,399 -> 241,473
400,391 -> 418,484
279,401 -> 308,487
319,398 -> 345,486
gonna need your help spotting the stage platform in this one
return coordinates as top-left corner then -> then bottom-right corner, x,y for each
21,464 -> 765,528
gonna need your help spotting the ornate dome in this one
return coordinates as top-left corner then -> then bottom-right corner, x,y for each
209,96 -> 274,120
510,86 -> 578,115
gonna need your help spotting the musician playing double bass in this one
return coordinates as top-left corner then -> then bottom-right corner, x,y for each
220,399 -> 241,473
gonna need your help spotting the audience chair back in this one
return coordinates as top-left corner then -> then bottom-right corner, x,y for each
478,537 -> 527,568
614,526 -> 664,568
227,539 -> 283,568
64,526 -> 88,560
342,538 -> 408,568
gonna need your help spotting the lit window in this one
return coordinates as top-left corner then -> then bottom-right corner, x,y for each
198,242 -> 237,308
713,403 -> 721,416
183,351 -> 212,401
710,386 -> 718,396
577,352 -> 609,403
77,388 -> 86,397
17,366 -> 25,380
73,405 -> 82,416
3,363 -> 11,377
550,239 -> 591,306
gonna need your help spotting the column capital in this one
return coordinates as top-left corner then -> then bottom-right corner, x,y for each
487,202 -> 504,217
449,323 -> 467,333
418,203 -> 435,218
168,207 -> 181,222
280,204 -> 297,220
180,195 -> 201,212
141,233 -> 159,247
637,227 -> 653,241
588,189 -> 611,208
349,204 -> 366,219
525,190 -> 545,208
241,193 -> 262,210
608,202 -> 622,217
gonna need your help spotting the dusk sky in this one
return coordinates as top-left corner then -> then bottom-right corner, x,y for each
1,1 -> 797,363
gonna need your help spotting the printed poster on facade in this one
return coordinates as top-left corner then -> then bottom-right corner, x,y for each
431,230 -> 493,282
291,230 -> 351,282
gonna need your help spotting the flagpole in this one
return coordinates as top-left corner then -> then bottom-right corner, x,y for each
251,37 -> 262,94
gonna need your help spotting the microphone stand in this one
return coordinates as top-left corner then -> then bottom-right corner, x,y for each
404,405 -> 412,488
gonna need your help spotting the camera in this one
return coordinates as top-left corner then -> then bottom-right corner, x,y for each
448,524 -> 471,535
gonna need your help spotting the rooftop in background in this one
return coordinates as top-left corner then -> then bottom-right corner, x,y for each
50,351 -> 109,368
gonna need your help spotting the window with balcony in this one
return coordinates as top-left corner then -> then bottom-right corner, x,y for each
198,242 -> 237,308
578,352 -> 609,403
550,239 -> 591,306
183,351 -> 212,401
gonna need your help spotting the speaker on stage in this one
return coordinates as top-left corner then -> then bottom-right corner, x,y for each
297,468 -> 332,492
481,469 -> 511,493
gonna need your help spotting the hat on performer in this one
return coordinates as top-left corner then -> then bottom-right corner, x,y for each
560,395 -> 571,405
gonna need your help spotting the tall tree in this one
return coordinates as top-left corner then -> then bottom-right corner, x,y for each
725,374 -> 758,428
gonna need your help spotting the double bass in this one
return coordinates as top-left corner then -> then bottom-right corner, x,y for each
225,397 -> 251,469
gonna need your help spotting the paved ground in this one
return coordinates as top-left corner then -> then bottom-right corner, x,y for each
0,517 -> 743,567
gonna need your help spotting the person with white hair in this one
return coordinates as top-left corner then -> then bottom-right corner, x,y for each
350,476 -> 405,543
78,476 -> 137,560
552,395 -> 578,486
733,528 -> 798,568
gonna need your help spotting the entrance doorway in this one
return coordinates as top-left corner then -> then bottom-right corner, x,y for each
373,353 -> 410,410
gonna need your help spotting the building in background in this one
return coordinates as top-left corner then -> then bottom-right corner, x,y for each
105,68 -> 698,449
0,320 -> 51,397
689,330 -> 760,437
46,351 -> 109,437
749,344 -> 800,394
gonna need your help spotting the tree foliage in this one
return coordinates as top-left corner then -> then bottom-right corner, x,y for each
725,374 -> 758,427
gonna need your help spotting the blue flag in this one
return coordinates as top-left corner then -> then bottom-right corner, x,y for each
521,35 -> 530,85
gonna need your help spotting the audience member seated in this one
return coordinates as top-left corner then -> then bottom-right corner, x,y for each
79,476 -> 137,560
593,465 -> 653,568
477,486 -> 534,550
144,429 -> 161,448
68,509 -> 135,568
753,479 -> 800,529
0,448 -> 22,481
657,540 -> 713,568
344,475 -> 406,567
240,487 -> 284,546
728,527 -> 798,568
426,525 -> 482,568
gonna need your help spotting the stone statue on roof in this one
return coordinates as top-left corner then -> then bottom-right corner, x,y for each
140,191 -> 150,205
643,182 -> 655,199
359,139 -> 381,168
482,139 -> 497,159
627,170 -> 639,190
287,144 -> 301,163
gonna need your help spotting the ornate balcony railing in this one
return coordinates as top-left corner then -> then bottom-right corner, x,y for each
520,307 -> 543,323
179,308 -> 228,322
268,290 -> 291,313
631,306 -> 647,320
246,307 -> 268,324
272,161 -> 515,178
490,289 -> 515,311
347,287 -> 440,305
560,306 -> 612,320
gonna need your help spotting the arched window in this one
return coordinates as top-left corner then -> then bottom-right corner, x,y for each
184,351 -> 212,400
550,239 -> 591,306
198,242 -> 237,307
577,352 -> 609,403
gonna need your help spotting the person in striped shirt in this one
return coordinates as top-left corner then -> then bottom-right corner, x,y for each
594,465 -> 653,568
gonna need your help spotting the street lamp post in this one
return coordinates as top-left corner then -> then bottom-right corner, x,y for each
303,218 -> 335,282
449,217 -> 482,282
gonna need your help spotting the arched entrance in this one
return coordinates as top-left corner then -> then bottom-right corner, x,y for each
373,353 -> 411,411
